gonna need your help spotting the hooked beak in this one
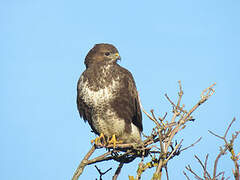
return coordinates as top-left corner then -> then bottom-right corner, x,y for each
115,53 -> 121,61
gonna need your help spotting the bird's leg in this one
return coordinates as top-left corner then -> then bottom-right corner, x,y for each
91,133 -> 107,146
108,134 -> 123,148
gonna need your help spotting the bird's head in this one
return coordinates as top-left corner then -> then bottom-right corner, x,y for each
84,43 -> 121,68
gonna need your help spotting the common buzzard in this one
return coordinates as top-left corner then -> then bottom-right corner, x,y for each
77,43 -> 143,145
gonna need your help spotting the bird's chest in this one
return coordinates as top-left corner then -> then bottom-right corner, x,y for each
82,83 -> 117,107
78,65 -> 128,136
80,74 -> 124,136
79,68 -> 120,107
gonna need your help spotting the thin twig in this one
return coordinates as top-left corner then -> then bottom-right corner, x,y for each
176,80 -> 183,108
210,117 -> 239,179
224,117 -> 236,139
95,165 -> 112,180
165,139 -> 183,162
165,166 -> 169,180
88,151 -> 113,165
183,171 -> 191,180
185,165 -> 203,180
208,130 -> 223,139
204,154 -> 209,179
165,93 -> 177,108
72,145 -> 96,180
180,137 -> 202,152
112,162 -> 124,180
136,155 -> 145,180
194,155 -> 211,179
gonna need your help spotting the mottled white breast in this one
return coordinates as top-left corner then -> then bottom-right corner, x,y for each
78,75 -> 120,107
78,74 -> 125,136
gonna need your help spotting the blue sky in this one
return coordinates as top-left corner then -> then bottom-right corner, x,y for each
1,0 -> 240,179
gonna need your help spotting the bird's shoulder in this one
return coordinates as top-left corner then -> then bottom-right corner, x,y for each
78,63 -> 135,90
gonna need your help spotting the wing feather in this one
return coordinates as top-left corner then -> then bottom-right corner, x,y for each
111,65 -> 143,132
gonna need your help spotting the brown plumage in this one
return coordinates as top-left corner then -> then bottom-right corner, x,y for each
77,43 -> 142,143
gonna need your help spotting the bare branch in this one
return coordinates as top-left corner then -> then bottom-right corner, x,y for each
185,165 -> 204,180
95,165 -> 112,180
87,151 -> 113,165
176,80 -> 183,108
224,117 -> 236,139
72,145 -> 96,180
136,155 -> 145,180
183,171 -> 191,180
186,117 -> 240,180
210,117 -> 240,179
200,83 -> 216,100
208,130 -> 224,140
194,155 -> 211,179
165,139 -> 183,162
204,154 -> 209,179
165,93 -> 177,109
112,162 -> 124,180
180,137 -> 202,152
165,166 -> 169,180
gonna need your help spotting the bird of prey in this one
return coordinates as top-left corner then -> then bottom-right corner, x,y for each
77,43 -> 142,146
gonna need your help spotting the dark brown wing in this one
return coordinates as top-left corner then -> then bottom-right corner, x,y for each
126,71 -> 143,132
111,65 -> 143,132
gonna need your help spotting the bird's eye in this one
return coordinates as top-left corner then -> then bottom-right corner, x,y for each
104,52 -> 110,56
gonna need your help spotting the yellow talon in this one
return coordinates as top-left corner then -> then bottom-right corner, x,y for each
108,134 -> 123,148
91,133 -> 106,145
